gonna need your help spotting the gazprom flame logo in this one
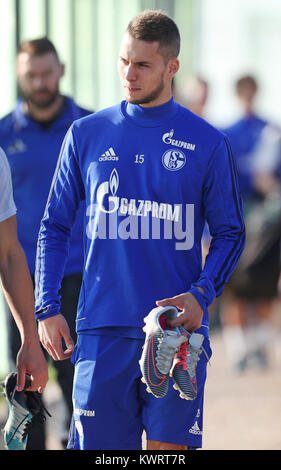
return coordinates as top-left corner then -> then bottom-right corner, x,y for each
109,169 -> 119,195
97,168 -> 119,213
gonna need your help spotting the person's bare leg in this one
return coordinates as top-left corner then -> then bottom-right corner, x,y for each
147,440 -> 187,450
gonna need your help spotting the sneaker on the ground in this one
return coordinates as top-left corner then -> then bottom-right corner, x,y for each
1,371 -> 50,450
171,329 -> 207,400
139,306 -> 188,398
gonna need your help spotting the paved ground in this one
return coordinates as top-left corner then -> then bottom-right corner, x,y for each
1,328 -> 281,451
204,330 -> 281,450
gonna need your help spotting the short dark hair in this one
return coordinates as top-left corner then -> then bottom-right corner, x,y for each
236,75 -> 257,94
17,37 -> 60,61
126,10 -> 180,62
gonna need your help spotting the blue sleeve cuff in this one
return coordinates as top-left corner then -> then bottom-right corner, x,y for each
188,286 -> 208,310
188,277 -> 216,309
35,305 -> 60,322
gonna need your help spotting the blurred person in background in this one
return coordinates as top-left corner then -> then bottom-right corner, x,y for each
174,76 -> 209,119
174,76 -> 214,299
0,146 -> 48,394
220,75 -> 280,372
0,37 -> 92,449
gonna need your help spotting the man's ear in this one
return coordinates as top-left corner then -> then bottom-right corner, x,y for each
59,63 -> 65,79
167,58 -> 180,79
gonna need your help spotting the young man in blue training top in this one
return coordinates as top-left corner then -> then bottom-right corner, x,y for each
0,37 -> 92,449
35,11 -> 245,450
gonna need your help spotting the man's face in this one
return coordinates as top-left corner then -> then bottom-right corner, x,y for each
16,52 -> 64,109
118,33 -> 178,107
237,84 -> 257,110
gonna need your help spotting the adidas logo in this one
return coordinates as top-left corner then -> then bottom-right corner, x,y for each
99,147 -> 119,162
7,139 -> 27,155
188,421 -> 202,436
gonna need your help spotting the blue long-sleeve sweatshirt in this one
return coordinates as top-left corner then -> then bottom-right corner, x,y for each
35,98 -> 245,336
0,97 -> 92,275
